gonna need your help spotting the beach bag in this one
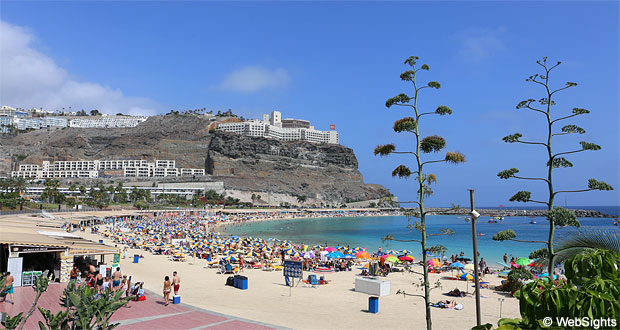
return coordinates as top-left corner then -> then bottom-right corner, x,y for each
226,276 -> 234,286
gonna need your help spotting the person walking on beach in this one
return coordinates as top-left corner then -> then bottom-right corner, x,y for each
479,258 -> 487,277
503,253 -> 508,264
172,271 -> 180,296
163,276 -> 172,306
1,272 -> 15,304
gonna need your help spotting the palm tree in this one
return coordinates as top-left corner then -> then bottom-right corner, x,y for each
296,195 -> 307,207
553,229 -> 620,264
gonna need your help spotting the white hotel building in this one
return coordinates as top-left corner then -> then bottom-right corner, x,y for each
216,111 -> 339,144
68,116 -> 148,128
11,159 -> 204,179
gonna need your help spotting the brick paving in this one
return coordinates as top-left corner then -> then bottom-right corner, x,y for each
0,283 -> 276,329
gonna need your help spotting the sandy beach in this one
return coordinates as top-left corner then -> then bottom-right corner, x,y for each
77,228 -> 520,330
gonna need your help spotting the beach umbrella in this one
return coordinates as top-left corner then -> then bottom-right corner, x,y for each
386,250 -> 399,255
498,270 -> 510,278
222,256 -> 237,262
449,262 -> 465,268
289,250 -> 302,258
528,262 -> 544,268
458,273 -> 474,281
399,256 -> 414,262
356,251 -> 371,259
327,251 -> 344,259
302,251 -> 315,259
381,254 -> 396,259
400,250 -> 412,255
464,263 -> 475,271
325,247 -> 337,252
343,254 -> 356,259
246,251 -> 260,257
427,259 -> 442,267
385,256 -> 401,263
516,258 -> 531,266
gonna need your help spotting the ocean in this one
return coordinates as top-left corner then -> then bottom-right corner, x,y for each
224,211 -> 618,265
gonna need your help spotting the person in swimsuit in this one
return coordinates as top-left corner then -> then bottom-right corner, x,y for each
172,271 -> 180,295
1,272 -> 15,304
163,276 -> 172,306
95,271 -> 104,292
112,267 -> 122,290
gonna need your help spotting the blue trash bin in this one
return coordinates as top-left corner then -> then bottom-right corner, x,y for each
99,240 -> 103,244
173,295 -> 181,304
233,275 -> 240,288
369,296 -> 379,313
133,254 -> 139,263
237,275 -> 248,290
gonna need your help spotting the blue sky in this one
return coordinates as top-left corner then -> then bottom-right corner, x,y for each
1,1 -> 618,207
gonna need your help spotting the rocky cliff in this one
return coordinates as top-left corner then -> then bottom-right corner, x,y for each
206,132 -> 389,203
0,115 -> 390,204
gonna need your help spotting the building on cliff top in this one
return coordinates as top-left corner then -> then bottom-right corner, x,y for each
216,111 -> 338,144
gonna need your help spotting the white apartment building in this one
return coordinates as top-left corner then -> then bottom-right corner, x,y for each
12,170 -> 98,179
47,160 -> 97,171
68,116 -> 148,128
98,160 -> 148,170
12,159 -> 203,179
180,168 -> 205,176
153,167 -> 178,177
0,116 -> 12,134
123,167 -> 151,177
216,111 -> 339,144
0,106 -> 16,117
156,160 -> 176,168
14,117 -> 67,130
19,164 -> 41,171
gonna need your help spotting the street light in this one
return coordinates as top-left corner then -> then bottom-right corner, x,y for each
498,297 -> 505,318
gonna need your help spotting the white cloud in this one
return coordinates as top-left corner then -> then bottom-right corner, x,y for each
217,66 -> 290,92
457,27 -> 505,61
0,21 -> 159,115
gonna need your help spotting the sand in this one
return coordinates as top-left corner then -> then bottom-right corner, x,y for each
77,230 -> 520,330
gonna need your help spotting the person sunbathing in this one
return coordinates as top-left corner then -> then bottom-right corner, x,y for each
433,300 -> 457,309
447,288 -> 465,297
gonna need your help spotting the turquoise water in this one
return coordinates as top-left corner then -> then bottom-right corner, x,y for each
223,215 -> 618,265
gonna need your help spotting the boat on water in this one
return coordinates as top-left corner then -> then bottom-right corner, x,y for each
530,220 -> 537,224
488,219 -> 498,223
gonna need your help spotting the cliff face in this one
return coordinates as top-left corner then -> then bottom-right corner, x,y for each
0,115 -> 213,169
0,115 -> 389,204
206,132 -> 389,202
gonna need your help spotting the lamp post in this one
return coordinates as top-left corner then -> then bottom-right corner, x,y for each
469,189 -> 481,326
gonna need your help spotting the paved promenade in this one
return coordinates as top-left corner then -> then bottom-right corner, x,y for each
0,283 -> 277,329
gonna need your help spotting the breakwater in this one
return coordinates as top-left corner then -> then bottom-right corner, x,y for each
420,207 -> 614,218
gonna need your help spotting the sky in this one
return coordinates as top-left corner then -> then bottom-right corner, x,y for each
1,1 -> 618,207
